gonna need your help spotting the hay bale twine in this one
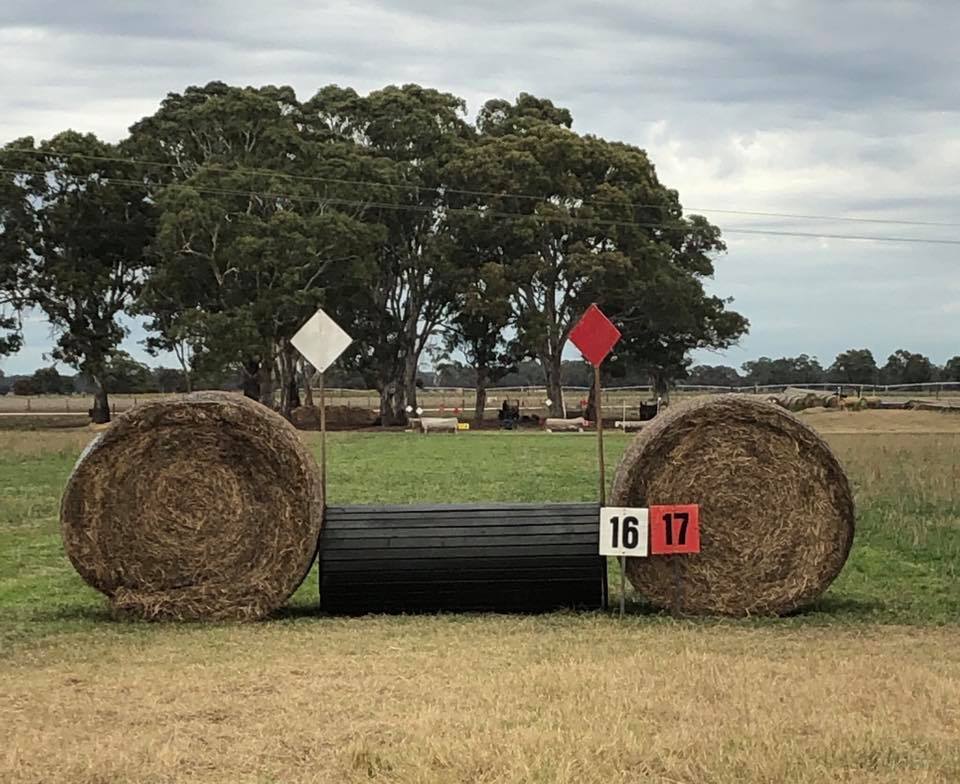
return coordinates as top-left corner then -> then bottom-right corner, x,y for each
60,392 -> 323,621
610,395 -> 854,616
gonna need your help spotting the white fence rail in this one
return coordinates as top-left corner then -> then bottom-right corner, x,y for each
2,381 -> 959,417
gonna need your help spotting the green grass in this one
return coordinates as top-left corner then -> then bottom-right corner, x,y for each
1,430 -> 959,654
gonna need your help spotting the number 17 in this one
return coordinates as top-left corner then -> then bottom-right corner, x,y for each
662,512 -> 689,546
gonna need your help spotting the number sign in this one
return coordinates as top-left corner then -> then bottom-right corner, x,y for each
599,507 -> 649,557
649,504 -> 700,555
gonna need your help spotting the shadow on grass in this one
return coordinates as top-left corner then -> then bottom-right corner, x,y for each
272,603 -> 324,621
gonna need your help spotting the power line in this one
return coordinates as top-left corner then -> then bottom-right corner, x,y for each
5,145 -> 960,230
3,165 -> 960,247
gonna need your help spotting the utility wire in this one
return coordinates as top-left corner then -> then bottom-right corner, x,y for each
5,145 -> 960,229
2,165 -> 960,247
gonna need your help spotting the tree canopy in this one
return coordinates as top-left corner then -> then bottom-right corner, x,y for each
445,95 -> 747,414
0,81 -> 752,419
0,132 -> 155,421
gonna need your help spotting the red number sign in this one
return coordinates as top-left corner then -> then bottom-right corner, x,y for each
649,505 -> 700,555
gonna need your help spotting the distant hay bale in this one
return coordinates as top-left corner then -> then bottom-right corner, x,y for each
769,387 -> 838,412
60,392 -> 323,621
290,405 -> 320,430
610,395 -> 854,616
326,405 -> 377,428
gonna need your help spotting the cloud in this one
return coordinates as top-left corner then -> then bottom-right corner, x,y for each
1,0 -> 958,374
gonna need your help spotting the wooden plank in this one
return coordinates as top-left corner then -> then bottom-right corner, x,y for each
322,531 -> 598,547
323,573 -> 600,588
319,557 -> 599,576
321,584 -> 603,613
324,516 -> 598,532
322,543 -> 597,561
327,502 -> 598,514
327,503 -> 600,520
322,524 -> 596,541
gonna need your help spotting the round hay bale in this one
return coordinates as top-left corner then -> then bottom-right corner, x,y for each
61,392 -> 323,621
290,405 -> 320,431
610,394 -> 854,616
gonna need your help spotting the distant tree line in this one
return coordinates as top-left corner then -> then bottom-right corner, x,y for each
689,348 -> 960,388
0,82 -> 746,423
0,353 -> 240,397
6,346 -> 957,402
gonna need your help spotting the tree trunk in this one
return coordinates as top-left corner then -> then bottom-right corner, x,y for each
474,365 -> 489,424
303,362 -> 315,409
379,381 -> 407,426
90,375 -> 110,424
275,347 -> 301,420
241,359 -> 260,400
286,375 -> 301,412
258,361 -> 274,408
585,373 -> 598,423
542,351 -> 566,417
402,351 -> 419,414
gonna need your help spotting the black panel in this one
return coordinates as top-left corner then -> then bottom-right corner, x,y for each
319,502 -> 606,614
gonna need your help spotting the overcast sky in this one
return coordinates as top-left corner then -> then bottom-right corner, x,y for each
2,0 -> 958,376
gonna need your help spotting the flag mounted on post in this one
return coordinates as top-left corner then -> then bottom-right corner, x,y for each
568,304 -> 622,368
291,308 -> 353,510
568,303 -> 623,615
567,302 -> 621,504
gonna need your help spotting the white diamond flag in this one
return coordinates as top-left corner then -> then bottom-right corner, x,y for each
290,309 -> 352,373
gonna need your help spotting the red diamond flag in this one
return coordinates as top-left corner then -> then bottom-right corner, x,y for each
568,304 -> 621,367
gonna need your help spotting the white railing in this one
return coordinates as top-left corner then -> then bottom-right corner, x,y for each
3,381 -> 959,417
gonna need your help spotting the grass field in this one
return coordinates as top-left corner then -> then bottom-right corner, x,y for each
2,413 -> 960,782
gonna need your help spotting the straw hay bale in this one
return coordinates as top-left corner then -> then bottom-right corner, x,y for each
60,392 -> 323,621
326,405 -> 377,428
290,405 -> 320,430
769,387 -> 838,412
611,394 -> 854,616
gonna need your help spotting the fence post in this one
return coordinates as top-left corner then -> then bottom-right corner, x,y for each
26,397 -> 31,412
65,398 -> 70,412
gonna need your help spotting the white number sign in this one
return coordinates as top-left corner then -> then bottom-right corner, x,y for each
599,507 -> 649,557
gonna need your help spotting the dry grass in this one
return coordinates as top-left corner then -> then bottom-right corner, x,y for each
0,428 -> 98,456
3,619 -> 960,784
2,410 -> 959,783
799,408 -> 960,434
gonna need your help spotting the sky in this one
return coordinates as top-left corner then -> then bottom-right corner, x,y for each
1,0 -> 959,376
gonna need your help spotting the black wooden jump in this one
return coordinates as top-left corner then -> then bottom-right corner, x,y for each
320,502 -> 607,614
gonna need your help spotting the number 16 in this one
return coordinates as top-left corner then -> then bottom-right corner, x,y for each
609,515 -> 640,549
